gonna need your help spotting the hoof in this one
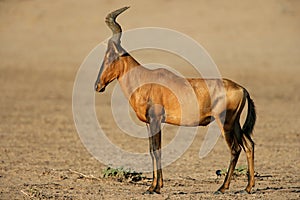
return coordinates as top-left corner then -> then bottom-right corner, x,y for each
143,190 -> 154,195
213,190 -> 224,195
153,188 -> 161,194
143,189 -> 161,195
235,190 -> 250,194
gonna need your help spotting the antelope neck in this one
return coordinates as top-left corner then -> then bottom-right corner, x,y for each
117,54 -> 148,99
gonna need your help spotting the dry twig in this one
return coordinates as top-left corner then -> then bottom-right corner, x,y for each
68,169 -> 101,181
20,190 -> 31,197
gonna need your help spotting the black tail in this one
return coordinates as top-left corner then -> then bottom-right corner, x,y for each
242,90 -> 256,139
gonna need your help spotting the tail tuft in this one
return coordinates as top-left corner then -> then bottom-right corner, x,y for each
242,90 -> 256,138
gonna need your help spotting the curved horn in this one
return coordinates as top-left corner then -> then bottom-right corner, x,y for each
105,6 -> 130,43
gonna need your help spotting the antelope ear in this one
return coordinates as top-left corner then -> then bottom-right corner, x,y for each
110,41 -> 121,54
106,40 -> 127,62
106,40 -> 121,63
111,40 -> 127,55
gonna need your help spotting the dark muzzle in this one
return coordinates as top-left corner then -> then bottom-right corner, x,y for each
95,83 -> 106,92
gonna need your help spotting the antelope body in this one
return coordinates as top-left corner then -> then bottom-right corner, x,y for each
95,7 -> 256,194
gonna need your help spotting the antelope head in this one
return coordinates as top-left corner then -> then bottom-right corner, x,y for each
95,6 -> 130,92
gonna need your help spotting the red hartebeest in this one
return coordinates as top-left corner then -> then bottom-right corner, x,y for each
95,7 -> 256,194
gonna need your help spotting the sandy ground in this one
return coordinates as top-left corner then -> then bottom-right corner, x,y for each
0,0 -> 299,199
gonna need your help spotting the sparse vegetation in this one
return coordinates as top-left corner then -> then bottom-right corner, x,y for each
216,165 -> 248,177
103,166 -> 145,182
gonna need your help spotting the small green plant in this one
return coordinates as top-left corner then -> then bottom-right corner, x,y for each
216,165 -> 248,177
103,166 -> 145,182
234,165 -> 248,176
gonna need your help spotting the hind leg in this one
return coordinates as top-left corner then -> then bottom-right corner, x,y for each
215,119 -> 242,194
242,134 -> 255,193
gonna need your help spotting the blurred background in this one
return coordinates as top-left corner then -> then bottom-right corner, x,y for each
0,0 -> 299,199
